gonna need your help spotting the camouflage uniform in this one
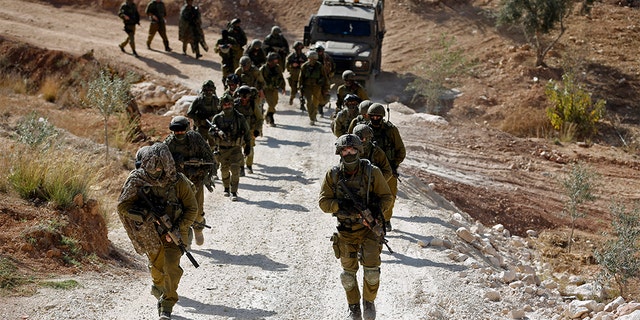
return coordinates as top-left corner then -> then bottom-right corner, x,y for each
299,51 -> 329,125
244,39 -> 267,68
285,43 -> 307,108
353,124 -> 393,182
235,60 -> 266,92
117,143 -> 197,318
215,30 -> 242,81
145,0 -> 171,51
209,97 -> 252,199
164,128 -> 214,240
234,86 -> 264,173
187,81 -> 220,148
316,48 -> 335,116
178,0 -> 207,58
332,95 -> 361,137
263,26 -> 289,71
118,0 -> 140,56
260,54 -> 286,126
336,82 -> 368,112
318,134 -> 393,319
347,100 -> 373,134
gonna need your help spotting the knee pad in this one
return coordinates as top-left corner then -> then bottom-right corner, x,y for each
363,267 -> 380,286
340,270 -> 357,291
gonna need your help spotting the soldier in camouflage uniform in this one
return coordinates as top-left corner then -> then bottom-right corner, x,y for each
117,143 -> 197,320
319,134 -> 393,320
244,39 -> 267,68
365,103 -> 406,231
234,85 -> 264,175
315,45 -> 335,117
227,18 -> 247,67
285,41 -> 307,109
187,80 -> 220,148
215,30 -> 242,83
263,26 -> 289,71
299,50 -> 329,125
118,0 -> 141,57
178,0 -> 207,59
235,55 -> 266,102
335,70 -> 369,116
145,0 -> 171,52
209,94 -> 252,201
347,100 -> 373,134
260,52 -> 286,127
332,94 -> 361,137
164,116 -> 215,247
353,124 -> 393,182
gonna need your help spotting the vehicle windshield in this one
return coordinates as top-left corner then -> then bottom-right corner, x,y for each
317,18 -> 371,37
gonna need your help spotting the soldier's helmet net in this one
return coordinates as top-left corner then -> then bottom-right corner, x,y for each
267,52 -> 279,61
353,124 -> 374,141
237,85 -> 252,98
169,116 -> 190,131
307,50 -> 318,60
239,56 -> 252,66
202,80 -> 215,91
342,70 -> 356,81
367,103 -> 386,117
344,94 -> 361,107
335,134 -> 364,155
251,39 -> 262,48
220,93 -> 234,104
271,26 -> 281,34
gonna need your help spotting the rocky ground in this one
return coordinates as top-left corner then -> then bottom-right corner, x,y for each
1,0 -> 640,319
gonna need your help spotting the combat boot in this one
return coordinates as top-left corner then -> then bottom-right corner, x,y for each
119,44 -> 125,53
231,192 -> 238,202
159,311 -> 171,320
223,188 -> 230,197
300,98 -> 306,112
363,300 -> 376,320
247,165 -> 253,174
289,96 -> 294,105
194,228 -> 204,246
347,303 -> 362,320
318,105 -> 324,117
240,166 -> 246,177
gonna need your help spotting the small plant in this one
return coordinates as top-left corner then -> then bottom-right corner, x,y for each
40,76 -> 60,103
14,111 -> 59,148
0,257 -> 27,289
39,279 -> 80,290
405,34 -> 473,114
594,202 -> 640,299
545,72 -> 606,141
560,162 -> 598,252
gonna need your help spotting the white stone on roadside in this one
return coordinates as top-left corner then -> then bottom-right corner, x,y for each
485,289 -> 501,302
509,280 -> 524,288
604,296 -> 625,312
617,303 -> 640,317
442,239 -> 453,249
492,224 -> 504,232
510,309 -> 526,319
564,300 -> 590,319
430,238 -> 444,247
526,229 -> 538,237
500,270 -> 517,283
456,227 -> 476,243
617,310 -> 640,320
417,240 -> 428,248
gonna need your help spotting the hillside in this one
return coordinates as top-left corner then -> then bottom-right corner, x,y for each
1,0 -> 640,318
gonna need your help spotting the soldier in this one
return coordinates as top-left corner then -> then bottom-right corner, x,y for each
178,0 -> 207,59
348,100 -> 373,134
318,134 -> 393,320
263,26 -> 289,71
223,73 -> 241,96
366,103 -> 406,231
145,0 -> 171,52
335,70 -> 369,115
164,116 -> 215,247
285,41 -> 307,109
117,143 -> 197,320
118,0 -> 141,57
235,55 -> 266,102
215,30 -> 242,81
209,93 -> 252,201
299,50 -> 329,125
187,80 -> 220,145
352,124 -> 393,182
234,85 -> 264,175
260,52 -> 286,127
244,39 -> 267,68
315,45 -> 335,117
332,94 -> 361,137
226,18 -> 247,70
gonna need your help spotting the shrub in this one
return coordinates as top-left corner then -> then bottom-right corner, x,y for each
0,257 -> 29,289
545,73 -> 606,141
594,202 -> 640,299
14,111 -> 59,149
560,162 -> 598,253
40,76 -> 60,103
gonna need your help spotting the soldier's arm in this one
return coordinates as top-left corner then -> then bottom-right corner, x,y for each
392,127 -> 406,166
358,87 -> 370,101
318,170 -> 340,214
374,147 -> 394,182
176,174 -> 198,240
370,167 -> 394,221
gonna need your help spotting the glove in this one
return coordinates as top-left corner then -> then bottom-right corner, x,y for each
253,130 -> 261,138
243,145 -> 252,157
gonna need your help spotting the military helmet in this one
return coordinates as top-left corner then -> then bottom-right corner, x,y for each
315,44 -> 325,52
267,52 -> 280,62
344,94 -> 361,104
169,116 -> 190,131
250,39 -> 262,48
352,124 -> 374,141
239,56 -> 252,66
220,93 -> 234,104
271,26 -> 281,34
307,50 -> 318,60
237,85 -> 252,97
230,18 -> 241,25
293,41 -> 304,49
225,73 -> 240,85
342,70 -> 356,81
202,80 -> 215,89
335,134 -> 364,155
358,100 -> 373,115
367,103 -> 386,117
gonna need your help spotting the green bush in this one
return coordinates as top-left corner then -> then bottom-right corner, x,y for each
561,162 -> 597,253
594,202 -> 640,299
545,73 -> 606,140
14,111 -> 59,148
0,257 -> 28,289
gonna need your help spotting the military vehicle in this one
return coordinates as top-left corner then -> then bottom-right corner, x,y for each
303,0 -> 385,91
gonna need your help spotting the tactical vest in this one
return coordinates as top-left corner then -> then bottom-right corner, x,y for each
302,63 -> 324,86
213,111 -> 246,146
371,122 -> 396,165
263,65 -> 284,89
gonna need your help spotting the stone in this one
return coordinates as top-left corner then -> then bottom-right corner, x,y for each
456,227 -> 475,243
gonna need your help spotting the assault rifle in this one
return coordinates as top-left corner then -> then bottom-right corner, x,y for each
183,159 -> 216,192
135,189 -> 200,268
337,180 -> 393,253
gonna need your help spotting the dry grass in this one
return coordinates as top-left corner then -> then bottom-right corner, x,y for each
0,72 -> 27,95
39,76 -> 60,103
499,106 -> 553,138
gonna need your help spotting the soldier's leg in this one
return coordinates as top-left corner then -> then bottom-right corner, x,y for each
158,23 -> 170,51
193,42 -> 201,58
287,77 -> 296,105
148,246 -> 166,302
244,137 -> 255,168
182,42 -> 188,55
338,237 -> 362,304
360,233 -> 382,303
218,151 -> 231,190
229,148 -> 244,193
264,89 -> 278,125
147,23 -> 159,48
385,176 -> 398,225
160,243 -> 184,315
304,88 -> 319,122
129,31 -> 138,55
